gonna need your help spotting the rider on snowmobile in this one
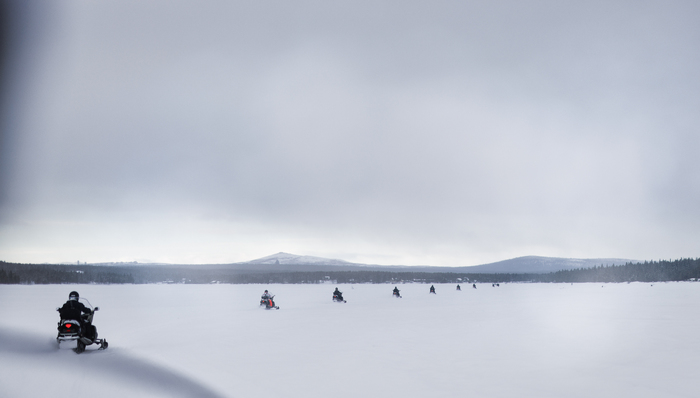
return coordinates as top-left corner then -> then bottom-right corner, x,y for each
393,286 -> 400,296
333,287 -> 343,300
259,289 -> 279,309
429,285 -> 436,293
58,291 -> 93,336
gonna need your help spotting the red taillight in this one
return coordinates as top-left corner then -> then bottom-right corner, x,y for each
66,324 -> 71,328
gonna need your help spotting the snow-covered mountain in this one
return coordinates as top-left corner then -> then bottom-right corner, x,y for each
242,252 -> 355,266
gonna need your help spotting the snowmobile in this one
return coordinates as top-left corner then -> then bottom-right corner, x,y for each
260,295 -> 280,310
392,291 -> 402,298
56,298 -> 108,353
332,293 -> 346,303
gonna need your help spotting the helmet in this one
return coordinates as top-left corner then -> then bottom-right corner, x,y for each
264,290 -> 268,293
69,291 -> 79,301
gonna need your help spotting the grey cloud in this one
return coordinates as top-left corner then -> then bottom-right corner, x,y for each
1,0 -> 699,264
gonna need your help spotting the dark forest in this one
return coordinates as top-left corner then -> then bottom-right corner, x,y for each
1,258 -> 698,285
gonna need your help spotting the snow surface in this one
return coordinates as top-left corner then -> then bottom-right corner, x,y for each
1,282 -> 698,398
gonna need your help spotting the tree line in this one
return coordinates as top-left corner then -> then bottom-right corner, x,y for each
0,262 -> 134,284
1,257 -> 698,285
0,268 -> 20,283
536,258 -> 700,283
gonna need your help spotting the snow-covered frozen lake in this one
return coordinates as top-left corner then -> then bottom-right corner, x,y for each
1,282 -> 698,397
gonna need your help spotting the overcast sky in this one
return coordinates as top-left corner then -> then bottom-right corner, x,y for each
1,0 -> 698,266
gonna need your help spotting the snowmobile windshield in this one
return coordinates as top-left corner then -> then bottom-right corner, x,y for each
79,297 -> 94,310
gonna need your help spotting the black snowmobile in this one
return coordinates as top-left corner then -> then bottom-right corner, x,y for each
429,286 -> 436,294
332,292 -> 346,303
56,298 -> 108,353
392,290 -> 402,298
260,295 -> 280,310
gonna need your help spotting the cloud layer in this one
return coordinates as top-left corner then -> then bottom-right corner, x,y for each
1,1 -> 699,265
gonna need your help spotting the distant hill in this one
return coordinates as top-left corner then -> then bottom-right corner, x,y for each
242,252 -> 353,266
234,253 -> 635,274
453,256 -> 635,274
2,254 -> 637,282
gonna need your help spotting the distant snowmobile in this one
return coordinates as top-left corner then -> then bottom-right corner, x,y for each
260,295 -> 280,310
56,295 -> 108,353
456,285 -> 461,291
429,285 -> 436,294
392,287 -> 402,298
332,293 -> 346,303
332,288 -> 346,303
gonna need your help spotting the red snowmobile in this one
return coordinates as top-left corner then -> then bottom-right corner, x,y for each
260,295 -> 279,310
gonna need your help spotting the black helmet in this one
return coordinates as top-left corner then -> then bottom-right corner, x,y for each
264,290 -> 268,293
69,291 -> 79,301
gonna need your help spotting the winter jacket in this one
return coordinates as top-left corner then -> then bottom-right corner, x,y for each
59,300 -> 91,321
